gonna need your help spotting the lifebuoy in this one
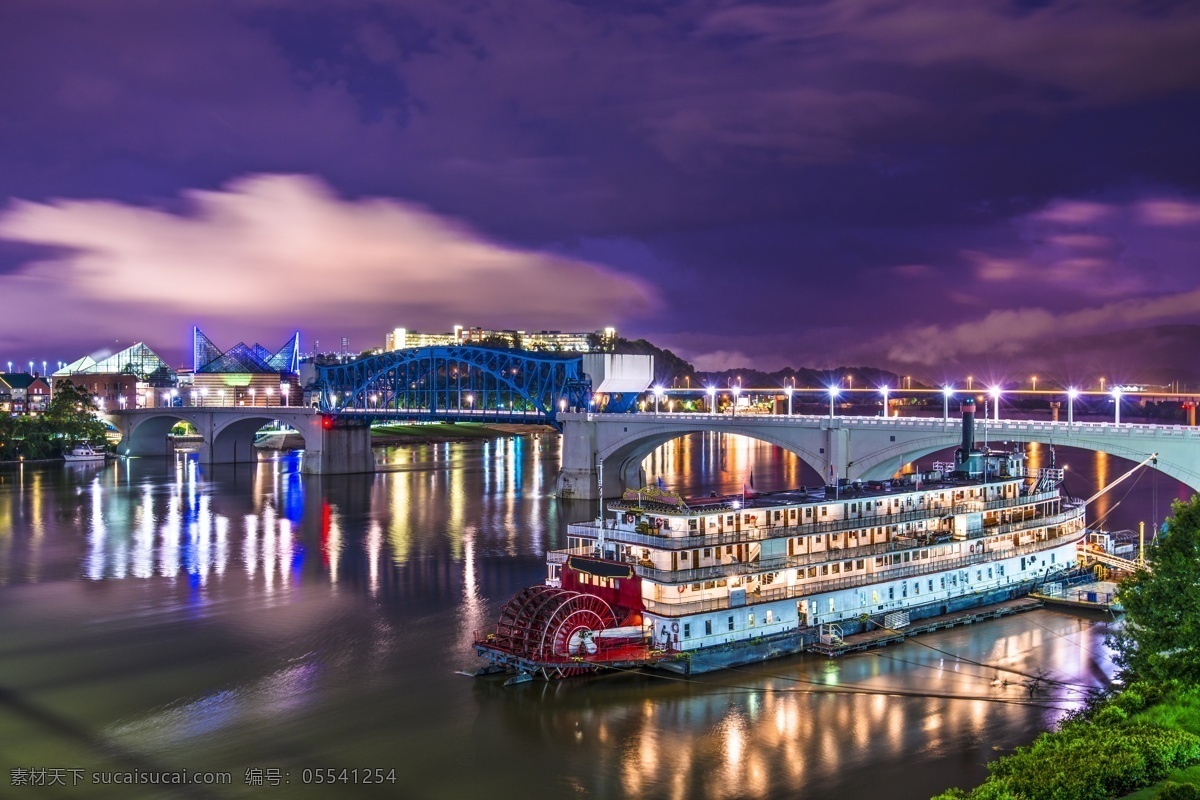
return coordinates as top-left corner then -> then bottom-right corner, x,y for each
670,622 -> 680,633
969,544 -> 976,553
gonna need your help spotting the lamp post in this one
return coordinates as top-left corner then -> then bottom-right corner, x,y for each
967,375 -> 973,391
785,384 -> 793,416
559,398 -> 567,414
1067,387 -> 1078,426
653,386 -> 663,416
942,386 -> 953,422
731,385 -> 741,417
1031,375 -> 1038,392
1112,387 -> 1122,424
249,388 -> 256,406
828,386 -> 839,419
881,385 -> 890,417
989,386 -> 1001,422
201,388 -> 208,407
707,386 -> 716,415
281,384 -> 289,406
467,393 -> 474,414
265,386 -> 274,407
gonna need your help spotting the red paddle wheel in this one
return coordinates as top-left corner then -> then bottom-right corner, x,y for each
491,587 -> 617,662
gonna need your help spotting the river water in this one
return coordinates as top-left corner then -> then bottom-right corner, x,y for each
0,434 -> 1185,800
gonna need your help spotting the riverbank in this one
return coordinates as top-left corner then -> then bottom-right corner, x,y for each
934,683 -> 1200,800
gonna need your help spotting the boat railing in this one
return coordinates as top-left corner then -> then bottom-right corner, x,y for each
641,528 -> 1084,617
573,490 -> 1062,551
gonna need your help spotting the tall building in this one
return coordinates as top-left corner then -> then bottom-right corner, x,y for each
384,325 -> 616,352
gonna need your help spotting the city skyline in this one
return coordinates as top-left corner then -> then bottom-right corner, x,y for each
1,1 -> 1199,381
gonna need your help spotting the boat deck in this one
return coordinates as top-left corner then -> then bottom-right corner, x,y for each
807,597 -> 1044,657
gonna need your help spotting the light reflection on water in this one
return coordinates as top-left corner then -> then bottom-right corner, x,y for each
0,434 -> 1182,799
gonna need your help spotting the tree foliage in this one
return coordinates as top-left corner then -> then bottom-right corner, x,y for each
1113,496 -> 1200,685
0,382 -> 108,461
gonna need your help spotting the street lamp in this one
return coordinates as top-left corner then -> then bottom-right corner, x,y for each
265,386 -> 274,406
828,385 -> 839,419
653,385 -> 664,415
989,386 -> 1001,422
1031,375 -> 1038,392
942,386 -> 954,422
219,389 -> 226,406
281,384 -> 289,406
967,376 -> 973,391
880,385 -> 890,418
249,388 -> 256,406
1067,387 -> 1078,426
559,398 -> 567,414
467,393 -> 474,413
707,386 -> 716,415
1112,387 -> 1123,424
201,388 -> 209,407
731,385 -> 741,417
785,384 -> 793,416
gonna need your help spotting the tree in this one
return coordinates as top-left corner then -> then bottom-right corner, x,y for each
1112,495 -> 1200,684
42,382 -> 107,446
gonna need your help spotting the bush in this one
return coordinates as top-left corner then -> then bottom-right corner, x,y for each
1159,783 -> 1200,800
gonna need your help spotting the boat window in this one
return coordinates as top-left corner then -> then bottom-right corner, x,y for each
705,620 -> 712,636
683,623 -> 691,638
765,610 -> 774,624
844,561 -> 853,572
807,567 -> 817,578
728,616 -> 735,631
748,613 -> 755,627
856,560 -> 864,570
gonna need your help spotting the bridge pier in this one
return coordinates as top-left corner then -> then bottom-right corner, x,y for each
556,417 -> 602,499
304,422 -> 375,475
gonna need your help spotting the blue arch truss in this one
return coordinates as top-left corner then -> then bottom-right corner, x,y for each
316,346 -> 592,428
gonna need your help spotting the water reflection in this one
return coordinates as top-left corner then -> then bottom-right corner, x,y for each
0,434 -> 1180,800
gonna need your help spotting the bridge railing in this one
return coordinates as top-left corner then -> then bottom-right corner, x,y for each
560,411 -> 1200,436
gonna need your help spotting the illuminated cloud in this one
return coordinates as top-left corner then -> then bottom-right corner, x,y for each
0,175 -> 657,358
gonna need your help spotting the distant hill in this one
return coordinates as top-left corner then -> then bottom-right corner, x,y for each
613,338 -> 907,390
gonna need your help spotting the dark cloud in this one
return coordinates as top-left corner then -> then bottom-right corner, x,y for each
1,0 -> 1199,375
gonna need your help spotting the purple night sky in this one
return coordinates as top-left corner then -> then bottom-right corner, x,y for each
2,1 -> 1199,382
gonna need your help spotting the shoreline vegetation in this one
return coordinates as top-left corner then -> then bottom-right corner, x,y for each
934,497 -> 1200,800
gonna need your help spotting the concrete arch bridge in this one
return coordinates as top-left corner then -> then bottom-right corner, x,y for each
105,408 -> 374,475
556,412 -> 1200,499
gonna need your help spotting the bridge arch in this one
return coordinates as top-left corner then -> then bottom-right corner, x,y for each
121,412 -> 196,457
210,415 -> 311,463
596,423 -> 830,492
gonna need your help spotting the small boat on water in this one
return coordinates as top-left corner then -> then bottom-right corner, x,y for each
63,444 -> 106,462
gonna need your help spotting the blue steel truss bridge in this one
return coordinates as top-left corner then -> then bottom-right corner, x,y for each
315,346 -> 649,429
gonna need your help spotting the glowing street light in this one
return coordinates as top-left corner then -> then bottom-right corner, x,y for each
1031,375 -> 1038,391
880,385 -> 890,418
707,385 -> 717,415
785,384 -> 794,416
1067,387 -> 1079,426
559,398 -> 567,414
989,386 -> 1001,422
653,385 -> 664,416
942,386 -> 954,422
281,384 -> 289,406
265,386 -> 274,406
828,385 -> 840,419
1112,387 -> 1123,424
218,389 -> 226,406
966,375 -> 974,391
249,388 -> 256,406
731,384 -> 741,417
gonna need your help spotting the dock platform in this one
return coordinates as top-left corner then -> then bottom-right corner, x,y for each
807,597 -> 1045,657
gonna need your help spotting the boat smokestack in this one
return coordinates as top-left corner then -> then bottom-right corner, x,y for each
958,399 -> 976,465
